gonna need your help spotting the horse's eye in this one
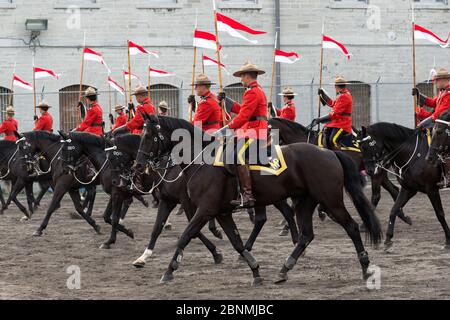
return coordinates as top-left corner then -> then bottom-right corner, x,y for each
154,137 -> 158,142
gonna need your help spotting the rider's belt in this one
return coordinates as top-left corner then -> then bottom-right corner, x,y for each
339,113 -> 352,117
249,116 -> 268,122
92,123 -> 103,127
204,121 -> 220,126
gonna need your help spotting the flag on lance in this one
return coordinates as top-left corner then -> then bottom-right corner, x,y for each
84,48 -> 111,73
193,29 -> 221,51
128,40 -> 159,57
216,12 -> 266,44
34,67 -> 60,79
12,75 -> 33,91
123,70 -> 140,81
274,49 -> 300,64
108,77 -> 125,95
414,24 -> 449,48
202,55 -> 228,73
149,67 -> 175,78
322,35 -> 352,60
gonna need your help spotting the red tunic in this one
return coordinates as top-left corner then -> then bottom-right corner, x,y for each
415,107 -> 433,125
112,112 -> 128,130
126,98 -> 156,135
76,102 -> 104,136
228,81 -> 268,140
423,84 -> 450,120
0,117 -> 18,142
324,89 -> 353,134
33,112 -> 53,132
193,91 -> 223,133
276,100 -> 296,121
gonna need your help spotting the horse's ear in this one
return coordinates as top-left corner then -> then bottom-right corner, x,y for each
13,131 -> 22,140
58,130 -> 69,140
148,115 -> 159,124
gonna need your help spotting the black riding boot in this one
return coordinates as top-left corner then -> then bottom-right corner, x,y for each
134,172 -> 145,191
437,161 -> 450,189
231,165 -> 256,208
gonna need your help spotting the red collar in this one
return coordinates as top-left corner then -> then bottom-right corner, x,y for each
337,89 -> 349,95
286,100 -> 295,107
142,98 -> 152,105
201,91 -> 213,99
247,81 -> 259,89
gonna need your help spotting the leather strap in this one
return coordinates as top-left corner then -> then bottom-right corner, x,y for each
249,116 -> 268,122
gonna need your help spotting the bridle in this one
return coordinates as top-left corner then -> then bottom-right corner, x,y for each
429,119 -> 450,162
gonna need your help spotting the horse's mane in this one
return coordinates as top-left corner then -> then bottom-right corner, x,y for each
369,122 -> 414,142
115,133 -> 141,153
155,116 -> 214,145
69,132 -> 105,148
269,118 -> 309,134
0,140 -> 16,154
23,131 -> 60,143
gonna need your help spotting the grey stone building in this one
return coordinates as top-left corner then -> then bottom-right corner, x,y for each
0,0 -> 449,133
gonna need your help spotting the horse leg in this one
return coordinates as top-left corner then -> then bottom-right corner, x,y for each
275,196 -> 316,284
100,191 -> 127,249
385,187 -> 417,251
34,181 -> 50,210
427,189 -> 450,249
24,182 -> 35,216
134,194 -> 149,208
160,209 -> 211,284
379,173 -> 412,225
243,206 -> 267,252
82,185 -> 97,217
68,189 -> 101,234
274,200 -> 298,244
102,196 -> 134,240
0,186 -> 4,214
208,219 -> 223,239
6,179 -> 30,218
133,199 -> 178,267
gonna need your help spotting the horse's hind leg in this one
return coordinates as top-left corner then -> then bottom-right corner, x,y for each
379,172 -> 411,225
102,196 -> 134,241
427,189 -> 450,249
82,185 -> 97,217
24,182 -> 35,216
6,179 -> 30,218
274,200 -> 298,244
134,194 -> 149,208
34,181 -> 50,210
275,195 -> 316,284
243,206 -> 267,252
68,189 -> 101,234
208,219 -> 223,239
0,185 -> 5,214
385,187 -> 417,251
160,209 -> 211,284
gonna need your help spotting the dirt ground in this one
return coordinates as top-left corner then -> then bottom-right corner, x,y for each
0,186 -> 449,300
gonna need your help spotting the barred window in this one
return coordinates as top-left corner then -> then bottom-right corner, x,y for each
224,83 -> 245,105
59,85 -> 95,132
149,84 -> 180,118
347,81 -> 371,128
0,87 -> 12,123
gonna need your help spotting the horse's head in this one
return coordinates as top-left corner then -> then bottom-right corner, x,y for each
15,132 -> 38,174
105,137 -> 134,188
357,126 -> 385,176
135,114 -> 172,171
59,131 -> 84,174
426,110 -> 450,166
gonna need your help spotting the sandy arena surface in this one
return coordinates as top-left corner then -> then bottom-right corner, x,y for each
0,187 -> 449,300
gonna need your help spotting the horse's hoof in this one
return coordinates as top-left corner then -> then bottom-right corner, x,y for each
160,272 -> 174,284
164,223 -> 172,231
94,225 -> 102,235
363,269 -> 374,280
211,228 -> 223,240
274,273 -> 288,284
403,216 -> 413,226
441,244 -> 450,251
318,211 -> 327,222
384,240 -> 393,252
213,252 -> 223,264
251,277 -> 264,287
20,216 -> 29,222
99,243 -> 111,250
33,230 -> 43,237
142,200 -> 149,208
128,229 -> 135,239
133,259 -> 146,268
278,228 -> 289,237
237,254 -> 246,262
359,223 -> 368,233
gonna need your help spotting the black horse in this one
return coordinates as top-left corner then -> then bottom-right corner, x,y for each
426,110 -> 450,167
136,115 -> 381,286
57,131 -> 155,248
15,131 -> 101,236
0,140 -> 52,218
102,133 -> 223,264
358,122 -> 450,250
269,118 -> 412,226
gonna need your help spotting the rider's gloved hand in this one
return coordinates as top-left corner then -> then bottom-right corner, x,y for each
411,87 -> 420,97
33,115 -> 38,121
217,92 -> 226,103
213,125 -> 232,138
187,95 -> 196,105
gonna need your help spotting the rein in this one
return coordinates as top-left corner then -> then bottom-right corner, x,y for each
0,147 -> 19,179
72,157 -> 109,185
33,147 -> 62,176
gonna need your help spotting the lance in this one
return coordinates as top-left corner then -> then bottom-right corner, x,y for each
122,64 -> 128,105
32,54 -> 37,116
188,11 -> 198,122
147,56 -> 152,102
78,30 -> 86,125
317,19 -> 325,131
268,32 -> 278,119
212,0 -> 228,126
8,62 -> 16,107
411,1 -> 418,127
201,53 -> 205,74
109,85 -> 113,130
127,41 -> 133,104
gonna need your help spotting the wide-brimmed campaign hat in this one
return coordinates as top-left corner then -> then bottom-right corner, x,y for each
131,85 -> 148,96
332,75 -> 350,85
6,106 -> 15,114
191,74 -> 215,86
233,61 -> 265,77
278,87 -> 298,96
36,100 -> 52,109
434,68 -> 450,80
83,87 -> 99,98
115,105 -> 126,112
158,101 -> 171,110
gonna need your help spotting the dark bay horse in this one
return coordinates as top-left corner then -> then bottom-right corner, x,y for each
358,122 -> 450,250
15,131 -> 101,236
0,140 -> 51,218
269,118 -> 412,226
103,133 -> 223,265
136,115 -> 382,286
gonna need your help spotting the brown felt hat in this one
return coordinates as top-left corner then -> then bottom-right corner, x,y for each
158,101 -> 171,110
333,75 -> 349,85
278,87 -> 298,96
115,105 -> 126,112
192,74 -> 215,86
131,85 -> 148,96
36,100 -> 51,109
434,68 -> 450,80
6,106 -> 15,114
233,61 -> 265,77
83,87 -> 99,98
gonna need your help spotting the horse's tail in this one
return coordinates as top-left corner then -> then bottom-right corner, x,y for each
335,151 -> 382,245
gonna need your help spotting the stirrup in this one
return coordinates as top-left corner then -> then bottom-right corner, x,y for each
230,193 -> 255,209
